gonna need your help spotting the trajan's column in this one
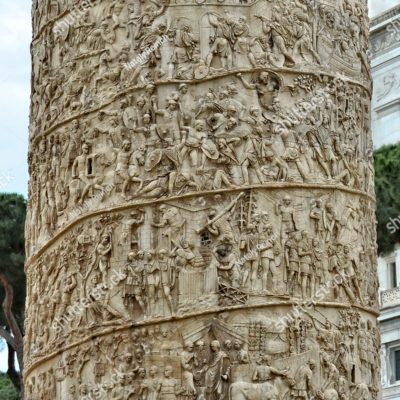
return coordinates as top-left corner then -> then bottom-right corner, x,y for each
25,0 -> 379,398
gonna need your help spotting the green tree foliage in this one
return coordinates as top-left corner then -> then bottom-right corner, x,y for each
0,372 -> 17,400
0,194 -> 26,327
374,144 -> 400,255
0,194 -> 26,398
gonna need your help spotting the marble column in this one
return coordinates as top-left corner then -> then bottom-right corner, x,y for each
25,0 -> 380,398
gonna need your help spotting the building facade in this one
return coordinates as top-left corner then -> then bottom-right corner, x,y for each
370,5 -> 400,149
371,5 -> 400,399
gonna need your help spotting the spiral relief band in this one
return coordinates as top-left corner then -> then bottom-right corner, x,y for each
26,0 -> 379,399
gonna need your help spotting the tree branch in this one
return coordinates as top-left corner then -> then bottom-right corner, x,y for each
0,326 -> 17,350
6,343 -> 21,394
0,274 -> 24,377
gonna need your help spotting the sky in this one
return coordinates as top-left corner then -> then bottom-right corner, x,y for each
0,0 -> 31,197
0,0 -> 398,373
370,0 -> 400,16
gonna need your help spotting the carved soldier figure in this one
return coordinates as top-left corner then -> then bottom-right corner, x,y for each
121,252 -> 146,317
237,72 -> 280,110
276,195 -> 297,245
259,224 -> 279,292
358,321 -> 369,380
183,119 -> 220,173
285,231 -> 301,296
224,340 -> 235,363
140,365 -> 161,400
170,25 -> 198,79
96,234 -> 112,287
181,341 -> 197,398
311,238 -> 324,295
71,143 -> 103,204
305,129 -> 332,179
261,149 -> 289,182
240,224 -> 259,291
159,365 -> 182,400
257,13 -> 295,67
155,99 -> 183,144
158,249 -> 175,314
113,140 -> 144,200
291,359 -> 316,399
126,1 -> 143,40
144,250 -> 160,316
194,339 -> 209,393
117,352 -> 138,387
86,274 -> 122,327
152,205 -> 186,247
310,199 -> 324,238
323,202 -> 340,243
67,384 -> 76,399
252,355 -> 287,383
121,209 -> 145,248
57,273 -> 77,318
206,13 -> 234,70
342,245 -> 364,305
172,241 -> 196,272
205,207 -> 236,246
328,245 -> 355,303
298,231 -> 312,299
214,245 -> 241,289
233,340 -> 249,365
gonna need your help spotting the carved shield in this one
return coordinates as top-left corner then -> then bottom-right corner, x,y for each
194,65 -> 210,80
202,139 -> 219,160
145,149 -> 163,171
163,147 -> 180,167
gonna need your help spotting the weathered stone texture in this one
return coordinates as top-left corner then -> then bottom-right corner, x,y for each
26,0 -> 379,398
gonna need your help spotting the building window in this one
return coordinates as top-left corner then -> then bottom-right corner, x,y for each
389,262 -> 397,289
395,350 -> 400,382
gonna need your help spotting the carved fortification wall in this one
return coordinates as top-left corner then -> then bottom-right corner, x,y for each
26,0 -> 379,398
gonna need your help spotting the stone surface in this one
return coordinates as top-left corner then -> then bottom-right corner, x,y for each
370,4 -> 400,149
26,0 -> 380,399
